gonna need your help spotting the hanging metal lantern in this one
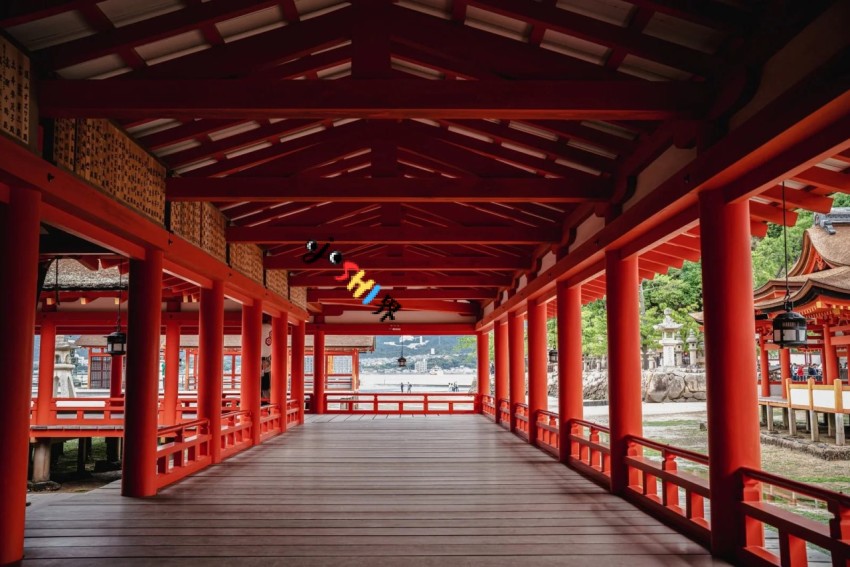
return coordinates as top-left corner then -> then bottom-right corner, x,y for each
106,330 -> 127,356
772,310 -> 807,348
548,349 -> 558,364
771,182 -> 808,348
397,355 -> 407,368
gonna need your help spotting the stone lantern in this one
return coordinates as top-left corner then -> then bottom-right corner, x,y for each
654,309 -> 683,368
686,329 -> 698,368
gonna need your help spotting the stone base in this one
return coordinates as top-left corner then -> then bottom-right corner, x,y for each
28,480 -> 61,492
760,431 -> 850,460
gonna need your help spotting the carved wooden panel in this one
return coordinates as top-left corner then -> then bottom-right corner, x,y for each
1,36 -> 30,144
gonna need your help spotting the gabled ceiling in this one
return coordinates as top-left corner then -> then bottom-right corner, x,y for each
3,0 -> 845,321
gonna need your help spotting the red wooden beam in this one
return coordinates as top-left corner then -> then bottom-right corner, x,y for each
37,0 -> 286,69
442,119 -> 618,173
125,7 -> 352,79
167,177 -> 613,203
38,79 -> 709,120
308,289 -> 496,301
227,225 -> 561,244
792,166 -> 850,192
760,186 -> 834,213
306,323 -> 476,335
290,273 -> 512,288
269,255 -> 527,271
136,119 -> 242,150
164,119 -> 322,168
466,0 -> 720,77
390,4 -> 624,81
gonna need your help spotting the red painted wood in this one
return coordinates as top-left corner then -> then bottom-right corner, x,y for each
493,319 -> 509,426
822,323 -> 839,385
271,314 -> 289,428
527,298 -> 548,446
758,335 -> 771,398
230,225 -> 560,245
0,187 -> 41,566
476,332 -> 490,400
467,0 -> 719,77
37,79 -> 709,120
241,300 -> 263,445
507,311 -> 525,434
269,254 -> 527,271
314,331 -> 326,415
109,354 -> 124,398
698,191 -> 761,559
168,176 -> 612,203
163,320 -> 181,425
291,320 -> 306,424
198,281 -> 225,463
41,0 -> 285,69
36,319 -> 56,424
557,281 -> 583,463
122,249 -> 163,498
605,251 -> 643,495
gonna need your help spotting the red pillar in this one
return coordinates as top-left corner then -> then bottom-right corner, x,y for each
109,354 -> 124,399
759,334 -> 771,398
271,313 -> 289,431
557,281 -> 583,464
163,320 -> 180,425
780,348 -> 791,399
494,319 -> 509,424
198,280 -> 224,463
314,330 -> 326,414
508,311 -> 525,432
0,187 -> 41,566
605,250 -> 643,495
291,320 -> 306,422
241,300 -> 263,446
121,249 -> 163,498
37,319 -> 57,424
527,298 -> 548,445
823,323 -> 839,386
476,331 -> 490,400
699,191 -> 761,559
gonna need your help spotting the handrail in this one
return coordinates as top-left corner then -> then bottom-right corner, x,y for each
155,418 -> 211,490
739,467 -> 850,566
513,403 -> 529,440
624,434 -> 711,546
481,394 -> 496,420
259,403 -> 282,441
566,418 -> 611,488
220,410 -> 253,460
534,409 -> 560,458
497,398 -> 511,429
323,392 -> 478,415
285,398 -> 301,426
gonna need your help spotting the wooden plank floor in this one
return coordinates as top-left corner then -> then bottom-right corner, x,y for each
24,414 -> 728,566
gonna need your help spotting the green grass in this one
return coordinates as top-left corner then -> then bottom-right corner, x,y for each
52,438 -> 108,477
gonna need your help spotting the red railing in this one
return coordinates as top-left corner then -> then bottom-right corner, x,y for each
514,403 -> 529,440
497,398 -> 511,429
624,435 -> 711,547
481,394 -> 496,420
567,418 -> 611,488
155,418 -> 212,490
535,410 -> 560,458
30,398 -> 125,436
173,397 -> 240,422
220,410 -> 253,460
259,404 -> 282,441
323,392 -> 478,414
285,398 -> 301,426
739,467 -> 850,567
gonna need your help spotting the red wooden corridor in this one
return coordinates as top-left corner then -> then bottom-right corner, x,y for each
2,1 -> 850,566
22,415 -> 727,566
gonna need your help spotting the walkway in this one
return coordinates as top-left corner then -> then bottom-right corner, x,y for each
23,415 -> 727,566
